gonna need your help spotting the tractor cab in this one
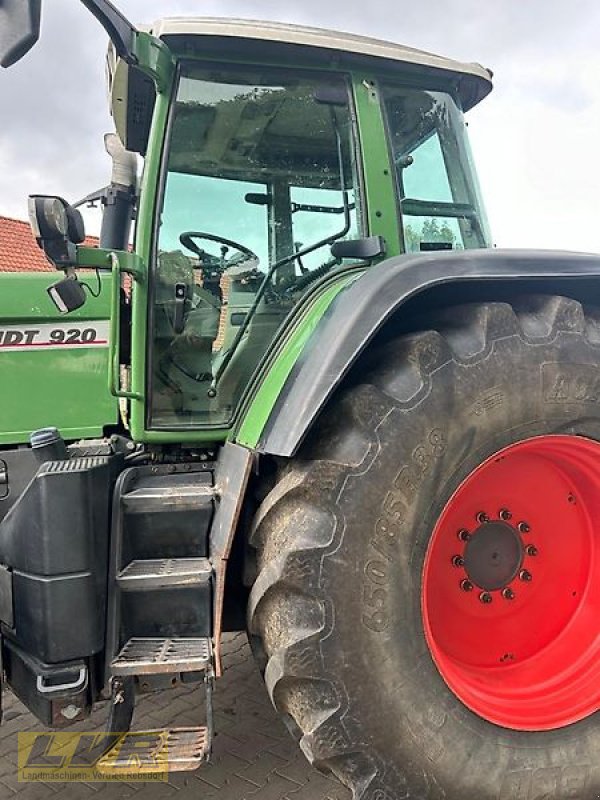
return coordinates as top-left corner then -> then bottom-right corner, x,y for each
105,18 -> 494,434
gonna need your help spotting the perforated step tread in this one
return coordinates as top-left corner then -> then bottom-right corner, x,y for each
111,637 -> 212,676
96,727 -> 208,774
122,484 -> 214,512
117,558 -> 212,589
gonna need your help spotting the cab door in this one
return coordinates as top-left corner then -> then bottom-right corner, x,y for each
128,61 -> 363,444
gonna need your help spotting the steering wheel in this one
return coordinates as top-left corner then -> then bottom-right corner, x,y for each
179,231 -> 258,267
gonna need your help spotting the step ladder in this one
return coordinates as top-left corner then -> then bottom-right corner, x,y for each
111,636 -> 212,675
98,637 -> 215,774
99,464 -> 217,774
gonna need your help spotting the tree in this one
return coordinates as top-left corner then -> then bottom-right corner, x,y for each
404,218 -> 457,252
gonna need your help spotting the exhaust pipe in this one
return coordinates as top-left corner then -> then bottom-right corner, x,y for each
99,132 -> 137,251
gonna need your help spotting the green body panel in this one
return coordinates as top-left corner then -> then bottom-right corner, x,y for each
133,31 -> 175,94
235,271 -> 361,448
128,87 -> 169,443
351,75 -> 403,256
0,272 -> 117,445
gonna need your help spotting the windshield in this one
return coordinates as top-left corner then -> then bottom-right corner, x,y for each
149,64 -> 360,429
380,84 -> 491,251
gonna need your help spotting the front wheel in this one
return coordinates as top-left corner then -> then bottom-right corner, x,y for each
249,295 -> 600,800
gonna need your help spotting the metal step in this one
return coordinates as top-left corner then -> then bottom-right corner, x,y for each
96,727 -> 209,774
111,637 -> 212,676
117,558 -> 213,590
122,484 -> 214,513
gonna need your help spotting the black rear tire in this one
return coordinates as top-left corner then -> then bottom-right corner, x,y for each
248,296 -> 600,800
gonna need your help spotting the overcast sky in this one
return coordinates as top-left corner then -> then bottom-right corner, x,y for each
1,0 -> 598,253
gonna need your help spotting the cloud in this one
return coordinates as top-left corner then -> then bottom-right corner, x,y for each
0,0 -> 598,252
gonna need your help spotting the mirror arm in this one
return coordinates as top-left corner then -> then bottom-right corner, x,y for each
0,0 -> 139,69
79,0 -> 138,65
73,186 -> 109,209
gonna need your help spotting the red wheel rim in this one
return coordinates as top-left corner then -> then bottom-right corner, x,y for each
422,435 -> 600,730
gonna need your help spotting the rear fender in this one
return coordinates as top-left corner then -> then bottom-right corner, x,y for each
257,248 -> 600,457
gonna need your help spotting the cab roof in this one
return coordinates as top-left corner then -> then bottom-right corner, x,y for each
150,18 -> 493,111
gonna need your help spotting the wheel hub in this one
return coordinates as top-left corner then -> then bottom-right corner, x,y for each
421,434 -> 600,731
463,520 -> 524,591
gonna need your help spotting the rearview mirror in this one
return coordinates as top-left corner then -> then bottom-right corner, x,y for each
330,236 -> 386,261
0,0 -> 41,68
28,195 -> 85,269
313,83 -> 349,106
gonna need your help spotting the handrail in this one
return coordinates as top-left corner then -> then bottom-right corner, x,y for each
108,252 -> 143,400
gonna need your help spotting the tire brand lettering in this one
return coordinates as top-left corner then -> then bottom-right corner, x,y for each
363,428 -> 446,633
543,363 -> 600,404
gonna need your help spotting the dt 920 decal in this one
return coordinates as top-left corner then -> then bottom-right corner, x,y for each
0,321 -> 109,351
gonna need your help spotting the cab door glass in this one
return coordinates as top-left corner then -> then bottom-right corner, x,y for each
150,65 -> 360,429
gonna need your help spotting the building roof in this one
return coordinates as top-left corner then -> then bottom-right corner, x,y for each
0,215 -> 98,272
151,18 -> 493,110
0,215 -> 51,272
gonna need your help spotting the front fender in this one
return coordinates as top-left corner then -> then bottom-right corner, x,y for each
255,248 -> 600,457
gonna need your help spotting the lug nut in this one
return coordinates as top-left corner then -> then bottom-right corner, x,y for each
525,544 -> 538,557
458,529 -> 471,542
518,521 -> 530,533
502,587 -> 515,600
460,579 -> 474,592
499,508 -> 512,521
452,555 -> 465,568
479,592 -> 493,604
476,511 -> 489,524
519,569 -> 532,582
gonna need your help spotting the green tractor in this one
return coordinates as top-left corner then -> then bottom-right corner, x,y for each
2,2 -> 600,797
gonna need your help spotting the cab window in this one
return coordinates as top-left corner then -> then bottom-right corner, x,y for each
380,84 -> 491,252
150,64 -> 361,429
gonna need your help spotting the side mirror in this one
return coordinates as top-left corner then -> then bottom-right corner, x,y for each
0,0 -> 41,68
314,83 -> 349,106
330,235 -> 387,261
28,195 -> 86,269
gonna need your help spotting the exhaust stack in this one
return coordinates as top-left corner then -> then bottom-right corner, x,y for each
99,133 -> 137,251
